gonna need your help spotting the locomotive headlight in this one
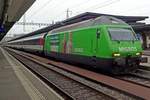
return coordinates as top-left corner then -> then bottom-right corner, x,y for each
136,52 -> 141,56
113,53 -> 120,57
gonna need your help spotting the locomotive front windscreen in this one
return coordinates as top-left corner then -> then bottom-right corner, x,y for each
108,28 -> 137,41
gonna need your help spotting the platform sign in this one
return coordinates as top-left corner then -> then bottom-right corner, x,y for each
0,25 -> 5,33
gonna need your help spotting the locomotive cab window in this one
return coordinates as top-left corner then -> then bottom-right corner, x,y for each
108,28 -> 137,41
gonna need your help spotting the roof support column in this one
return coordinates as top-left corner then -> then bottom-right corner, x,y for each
142,32 -> 147,49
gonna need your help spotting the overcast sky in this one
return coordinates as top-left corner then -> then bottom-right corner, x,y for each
6,0 -> 150,36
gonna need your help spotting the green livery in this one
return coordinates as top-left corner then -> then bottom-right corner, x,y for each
43,16 -> 145,74
7,15 -> 147,74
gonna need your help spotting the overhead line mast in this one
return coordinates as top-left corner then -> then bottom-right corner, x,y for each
66,8 -> 72,19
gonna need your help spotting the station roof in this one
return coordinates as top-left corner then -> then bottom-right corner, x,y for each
9,12 -> 149,41
0,0 -> 35,41
62,12 -> 148,24
132,24 -> 150,32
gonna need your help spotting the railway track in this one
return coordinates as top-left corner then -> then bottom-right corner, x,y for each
117,66 -> 150,89
5,47 -> 150,100
139,65 -> 150,71
6,48 -> 118,100
117,74 -> 150,89
134,69 -> 150,79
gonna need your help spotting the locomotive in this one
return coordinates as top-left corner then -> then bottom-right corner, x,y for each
7,16 -> 147,74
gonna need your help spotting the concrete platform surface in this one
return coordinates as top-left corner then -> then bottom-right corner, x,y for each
141,55 -> 150,67
141,50 -> 150,67
0,47 -> 63,100
143,50 -> 150,55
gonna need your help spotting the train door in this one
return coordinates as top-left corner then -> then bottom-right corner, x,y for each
44,34 -> 51,55
94,28 -> 101,57
95,27 -> 110,58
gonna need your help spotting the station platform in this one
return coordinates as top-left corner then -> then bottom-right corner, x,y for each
141,50 -> 150,67
143,50 -> 150,55
0,47 -> 63,100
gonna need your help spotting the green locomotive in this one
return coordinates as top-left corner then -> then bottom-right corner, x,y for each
43,16 -> 147,74
7,15 -> 147,74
